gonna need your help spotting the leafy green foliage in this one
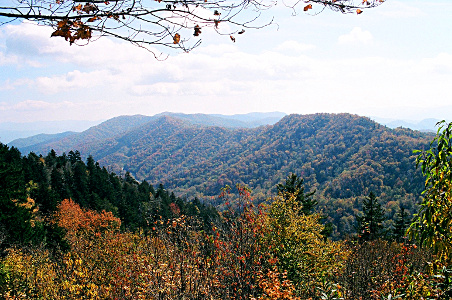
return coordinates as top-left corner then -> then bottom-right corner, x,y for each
262,193 -> 347,298
2,140 -> 450,299
409,121 -> 452,263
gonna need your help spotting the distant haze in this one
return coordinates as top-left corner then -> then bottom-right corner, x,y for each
0,119 -> 103,144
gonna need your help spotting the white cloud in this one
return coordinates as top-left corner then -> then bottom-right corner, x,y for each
11,36 -> 452,120
0,51 -> 18,65
34,69 -> 121,94
2,1 -> 452,124
0,78 -> 33,91
338,27 -> 373,45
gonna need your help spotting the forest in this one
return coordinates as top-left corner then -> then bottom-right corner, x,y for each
13,113 -> 434,239
1,119 -> 452,299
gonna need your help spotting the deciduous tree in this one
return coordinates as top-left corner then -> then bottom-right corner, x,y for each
410,120 -> 452,264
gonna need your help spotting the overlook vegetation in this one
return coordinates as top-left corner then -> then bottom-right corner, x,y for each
1,120 -> 451,298
2,114 -> 452,298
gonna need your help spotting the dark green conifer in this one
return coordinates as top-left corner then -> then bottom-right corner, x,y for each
276,173 -> 317,215
393,206 -> 410,242
356,192 -> 386,241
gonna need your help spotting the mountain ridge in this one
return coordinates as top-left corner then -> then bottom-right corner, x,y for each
7,112 -> 433,238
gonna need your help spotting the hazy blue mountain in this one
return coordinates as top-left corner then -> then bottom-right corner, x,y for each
0,119 -> 102,144
14,115 -> 154,155
10,112 -> 286,155
371,117 -> 441,132
155,112 -> 251,128
211,112 -> 286,127
157,112 -> 286,128
9,131 -> 77,149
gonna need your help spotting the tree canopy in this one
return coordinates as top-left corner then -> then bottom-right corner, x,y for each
1,0 -> 385,53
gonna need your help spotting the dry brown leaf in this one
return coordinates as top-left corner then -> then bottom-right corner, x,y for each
173,33 -> 181,44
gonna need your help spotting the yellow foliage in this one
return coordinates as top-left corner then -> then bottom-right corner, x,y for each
261,194 -> 348,297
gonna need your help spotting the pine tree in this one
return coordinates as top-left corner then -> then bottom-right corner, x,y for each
276,173 -> 317,215
356,192 -> 385,241
0,144 -> 34,249
393,206 -> 410,242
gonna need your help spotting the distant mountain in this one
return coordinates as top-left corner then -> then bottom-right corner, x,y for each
11,112 -> 433,238
210,112 -> 286,127
371,117 -> 441,132
9,131 -> 77,149
10,112 -> 286,155
0,119 -> 102,144
10,115 -> 154,155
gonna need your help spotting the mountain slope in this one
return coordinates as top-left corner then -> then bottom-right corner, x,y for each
11,112 -> 432,238
93,113 -> 430,238
11,112 -> 286,155
16,115 -> 154,155
9,131 -> 76,149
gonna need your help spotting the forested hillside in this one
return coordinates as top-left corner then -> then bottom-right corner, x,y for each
1,135 -> 448,299
12,112 -> 286,155
11,113 -> 432,238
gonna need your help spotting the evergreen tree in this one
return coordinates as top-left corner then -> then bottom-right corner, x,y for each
356,192 -> 385,241
0,144 -> 34,249
50,167 -> 70,201
393,206 -> 410,242
68,150 -> 81,164
71,161 -> 89,207
276,173 -> 317,215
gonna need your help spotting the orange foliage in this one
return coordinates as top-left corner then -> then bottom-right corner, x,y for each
253,266 -> 300,300
56,199 -> 120,236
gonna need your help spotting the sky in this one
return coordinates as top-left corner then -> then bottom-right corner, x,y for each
1,0 -> 452,141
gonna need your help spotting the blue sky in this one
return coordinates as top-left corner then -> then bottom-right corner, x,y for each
1,0 -> 452,131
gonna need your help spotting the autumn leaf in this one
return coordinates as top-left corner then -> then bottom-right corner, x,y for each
74,26 -> 92,40
82,3 -> 97,13
238,29 -> 245,34
193,25 -> 201,36
173,33 -> 181,44
87,16 -> 99,22
214,10 -> 220,16
56,19 -> 68,28
51,29 -> 67,38
72,4 -> 82,12
356,9 -> 363,14
230,35 -> 235,42
304,4 -> 312,11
